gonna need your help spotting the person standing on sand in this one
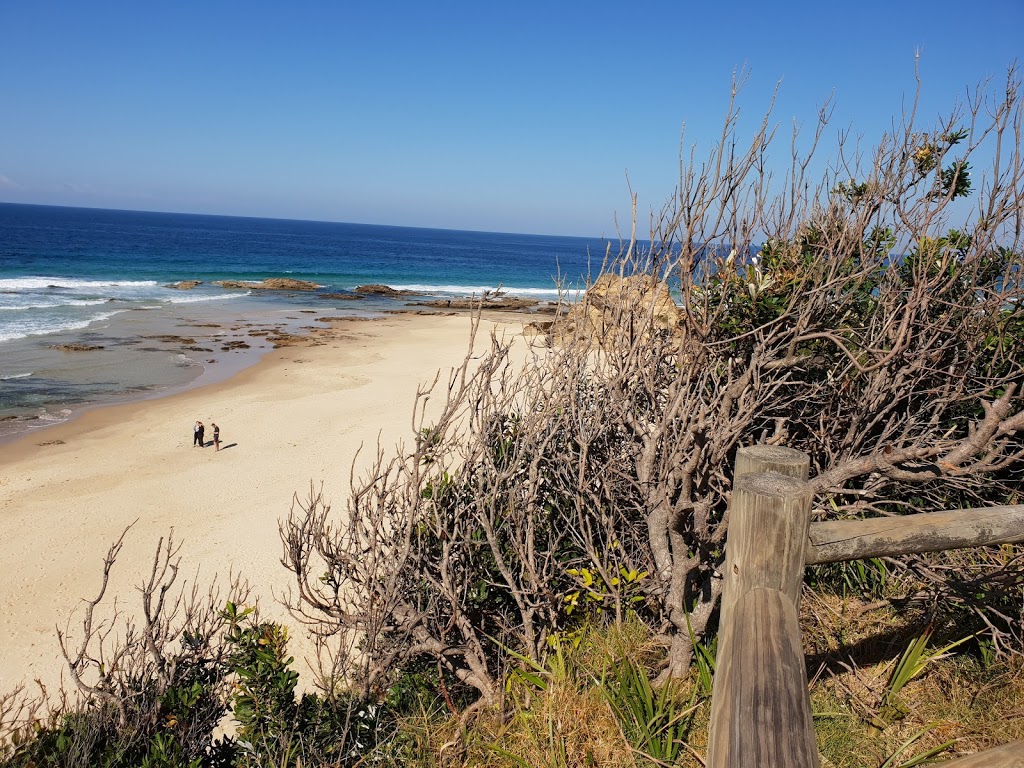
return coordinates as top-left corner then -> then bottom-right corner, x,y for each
197,421 -> 205,447
193,421 -> 203,447
211,422 -> 220,451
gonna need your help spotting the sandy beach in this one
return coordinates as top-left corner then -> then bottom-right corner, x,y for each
0,311 -> 527,696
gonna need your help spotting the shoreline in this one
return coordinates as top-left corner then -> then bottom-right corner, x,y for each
0,287 -> 559,445
0,309 -> 530,694
0,292 -> 397,446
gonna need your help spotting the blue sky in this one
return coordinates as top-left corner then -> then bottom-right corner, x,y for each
0,1 -> 1021,237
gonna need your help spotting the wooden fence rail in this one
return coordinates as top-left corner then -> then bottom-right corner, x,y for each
706,445 -> 1024,768
806,505 -> 1024,565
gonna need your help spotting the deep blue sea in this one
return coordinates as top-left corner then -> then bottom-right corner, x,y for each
0,203 -> 607,341
0,203 -> 610,439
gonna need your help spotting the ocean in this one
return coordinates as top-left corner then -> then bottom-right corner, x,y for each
0,203 -> 610,440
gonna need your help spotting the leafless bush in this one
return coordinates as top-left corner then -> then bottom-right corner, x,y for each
0,685 -> 46,761
282,64 -> 1024,699
1,526 -> 251,766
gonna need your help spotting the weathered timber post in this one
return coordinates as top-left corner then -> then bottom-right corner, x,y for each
718,446 -> 810,628
707,446 -> 819,768
733,444 -> 810,481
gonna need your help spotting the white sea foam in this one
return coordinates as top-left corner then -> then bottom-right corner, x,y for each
0,372 -> 33,380
163,291 -> 250,304
0,274 -> 256,346
0,276 -> 158,291
0,298 -> 109,311
388,283 -> 572,299
36,408 -> 73,422
0,309 -> 127,343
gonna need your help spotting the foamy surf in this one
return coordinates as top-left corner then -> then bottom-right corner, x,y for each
0,298 -> 110,311
164,291 -> 251,304
0,203 -> 607,436
35,408 -> 73,422
0,274 -> 256,344
387,283 -> 573,300
0,309 -> 128,343
0,277 -> 159,291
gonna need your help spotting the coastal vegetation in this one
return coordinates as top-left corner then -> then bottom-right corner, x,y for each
3,67 -> 1024,766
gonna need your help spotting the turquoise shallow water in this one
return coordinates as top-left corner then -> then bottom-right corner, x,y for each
0,203 -> 609,439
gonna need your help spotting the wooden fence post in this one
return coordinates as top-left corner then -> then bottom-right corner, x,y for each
715,446 -> 812,660
703,445 -> 1024,766
707,449 -> 819,768
733,444 -> 810,481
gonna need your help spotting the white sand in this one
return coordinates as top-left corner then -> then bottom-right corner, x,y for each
0,312 -> 525,695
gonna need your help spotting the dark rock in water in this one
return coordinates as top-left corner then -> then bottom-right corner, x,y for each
221,340 -> 251,350
354,284 -> 423,296
413,297 -> 539,310
534,304 -> 567,315
318,292 -> 365,300
262,278 -> 321,290
143,335 -> 197,345
49,343 -> 105,352
387,309 -> 459,316
268,332 -> 305,347
215,278 -> 321,291
166,280 -> 202,290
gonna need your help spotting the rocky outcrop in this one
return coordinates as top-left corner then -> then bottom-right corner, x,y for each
143,335 -> 197,345
585,274 -> 681,329
49,343 -> 105,352
413,297 -> 539,311
354,284 -> 424,296
166,280 -> 202,290
384,309 -> 459,316
541,274 -> 682,345
533,304 -> 568,315
266,332 -> 306,348
216,278 -> 322,291
318,292 -> 365,301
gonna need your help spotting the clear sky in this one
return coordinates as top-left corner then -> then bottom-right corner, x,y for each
0,1 -> 1021,237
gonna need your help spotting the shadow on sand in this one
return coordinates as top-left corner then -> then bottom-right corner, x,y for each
200,441 -> 237,450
